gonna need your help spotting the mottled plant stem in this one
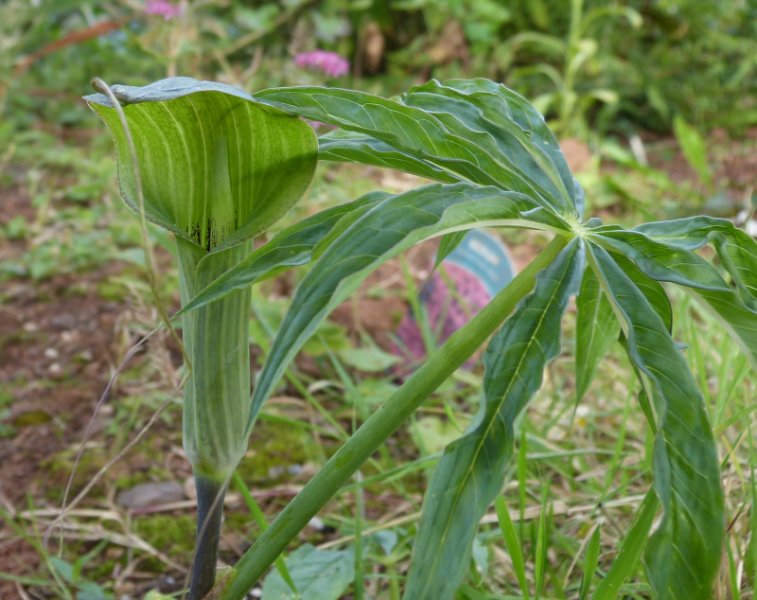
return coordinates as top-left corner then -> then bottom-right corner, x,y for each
189,477 -> 226,600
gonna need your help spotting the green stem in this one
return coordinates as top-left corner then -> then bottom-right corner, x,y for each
218,235 -> 569,600
189,477 -> 226,600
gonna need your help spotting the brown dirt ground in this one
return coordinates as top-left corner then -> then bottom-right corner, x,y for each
0,186 -> 143,596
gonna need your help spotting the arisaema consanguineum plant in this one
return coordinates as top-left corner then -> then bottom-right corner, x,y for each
86,77 -> 757,600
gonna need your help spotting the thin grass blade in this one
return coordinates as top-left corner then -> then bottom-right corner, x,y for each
591,490 -> 658,600
494,495 -> 531,600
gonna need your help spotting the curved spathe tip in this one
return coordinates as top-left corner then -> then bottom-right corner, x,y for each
85,76 -> 256,108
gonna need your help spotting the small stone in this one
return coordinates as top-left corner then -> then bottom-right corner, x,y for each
51,314 -> 77,330
183,476 -> 197,500
116,481 -> 185,509
44,347 -> 59,359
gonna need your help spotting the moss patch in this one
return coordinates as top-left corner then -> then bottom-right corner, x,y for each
236,417 -> 319,485
133,514 -> 196,570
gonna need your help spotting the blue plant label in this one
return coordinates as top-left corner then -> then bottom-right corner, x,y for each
442,229 -> 514,297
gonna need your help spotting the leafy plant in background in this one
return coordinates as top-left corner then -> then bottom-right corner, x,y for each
87,76 -> 757,599
496,0 -> 641,137
609,0 -> 757,133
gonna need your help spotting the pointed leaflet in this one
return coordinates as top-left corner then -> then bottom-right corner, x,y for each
256,86 -> 501,188
575,267 -> 619,401
610,253 -> 672,332
86,77 -> 317,252
256,79 -> 577,215
589,243 -> 724,600
435,231 -> 468,269
634,216 -> 757,304
403,240 -> 583,600
593,229 -> 757,365
319,131 -> 459,183
247,183 -> 571,426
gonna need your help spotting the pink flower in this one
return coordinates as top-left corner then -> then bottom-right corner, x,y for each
145,0 -> 182,20
393,264 -> 491,371
294,50 -> 350,77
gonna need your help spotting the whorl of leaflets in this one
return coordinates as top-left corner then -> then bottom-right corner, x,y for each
212,79 -> 757,600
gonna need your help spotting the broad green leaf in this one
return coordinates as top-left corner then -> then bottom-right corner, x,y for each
575,267 -> 619,401
257,80 -> 577,215
247,182 -> 571,426
319,131 -> 459,183
589,244 -> 724,600
594,229 -> 757,365
261,544 -> 354,600
402,79 -> 576,214
611,253 -> 672,332
404,240 -> 583,600
180,192 -> 387,314
86,77 -> 317,252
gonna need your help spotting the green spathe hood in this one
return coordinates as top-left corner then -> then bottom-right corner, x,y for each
86,77 -> 318,252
